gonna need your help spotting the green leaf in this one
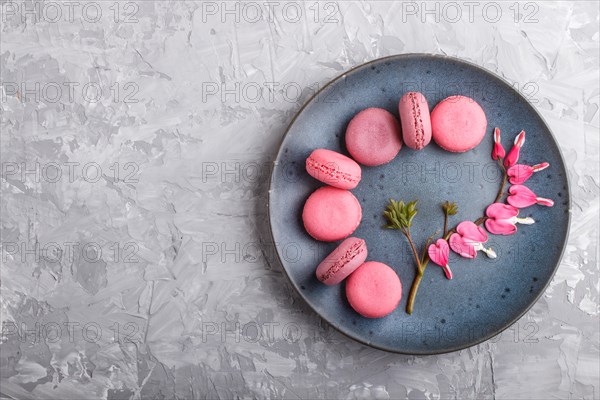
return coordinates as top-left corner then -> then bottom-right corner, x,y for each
442,201 -> 458,216
383,198 -> 418,230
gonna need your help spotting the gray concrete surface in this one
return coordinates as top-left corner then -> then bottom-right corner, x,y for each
1,1 -> 598,399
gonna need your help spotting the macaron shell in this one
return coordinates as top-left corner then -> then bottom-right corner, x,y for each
345,108 -> 402,166
431,95 -> 487,152
346,261 -> 402,318
302,187 -> 362,242
399,92 -> 432,150
316,237 -> 368,285
306,148 -> 361,189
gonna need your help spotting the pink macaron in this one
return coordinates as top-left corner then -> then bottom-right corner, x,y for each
305,149 -> 361,190
345,108 -> 402,166
431,95 -> 487,152
399,92 -> 432,150
346,261 -> 402,318
316,237 -> 368,285
302,186 -> 362,242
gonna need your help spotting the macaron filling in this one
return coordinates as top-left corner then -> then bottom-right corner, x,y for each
318,240 -> 366,282
408,92 -> 426,149
306,157 -> 360,186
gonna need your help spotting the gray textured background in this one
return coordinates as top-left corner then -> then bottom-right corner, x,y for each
1,1 -> 598,399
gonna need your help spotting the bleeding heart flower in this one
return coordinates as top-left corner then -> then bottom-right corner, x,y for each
492,127 -> 505,160
449,221 -> 497,259
428,238 -> 453,279
507,185 -> 554,208
507,162 -> 550,184
485,203 -> 535,235
504,130 -> 525,168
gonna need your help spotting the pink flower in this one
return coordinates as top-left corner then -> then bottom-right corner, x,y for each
449,221 -> 497,259
428,239 -> 453,279
504,130 -> 525,168
485,203 -> 535,235
507,185 -> 554,208
492,127 -> 505,160
507,162 -> 550,184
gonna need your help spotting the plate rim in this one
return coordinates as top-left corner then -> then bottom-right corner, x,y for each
267,53 -> 571,355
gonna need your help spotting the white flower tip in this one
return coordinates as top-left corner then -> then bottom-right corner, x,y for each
537,197 -> 554,207
444,265 -> 453,280
494,128 -> 501,142
533,162 -> 550,172
485,248 -> 497,259
515,130 -> 526,147
518,217 -> 535,225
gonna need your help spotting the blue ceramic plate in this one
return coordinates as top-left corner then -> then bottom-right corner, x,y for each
268,54 -> 570,354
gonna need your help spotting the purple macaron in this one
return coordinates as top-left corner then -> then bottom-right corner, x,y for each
316,237 -> 368,285
398,92 -> 432,150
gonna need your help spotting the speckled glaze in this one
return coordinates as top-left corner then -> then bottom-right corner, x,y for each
269,54 -> 570,354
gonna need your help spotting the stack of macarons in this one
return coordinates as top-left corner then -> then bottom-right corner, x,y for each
302,92 -> 488,318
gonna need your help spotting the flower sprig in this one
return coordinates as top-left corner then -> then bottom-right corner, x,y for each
384,128 -> 554,315
384,200 -> 422,273
384,199 -> 427,314
441,201 -> 458,236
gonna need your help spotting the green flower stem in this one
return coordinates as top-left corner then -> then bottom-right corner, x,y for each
406,269 -> 423,315
404,229 -> 423,274
494,160 -> 508,204
443,214 -> 449,236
